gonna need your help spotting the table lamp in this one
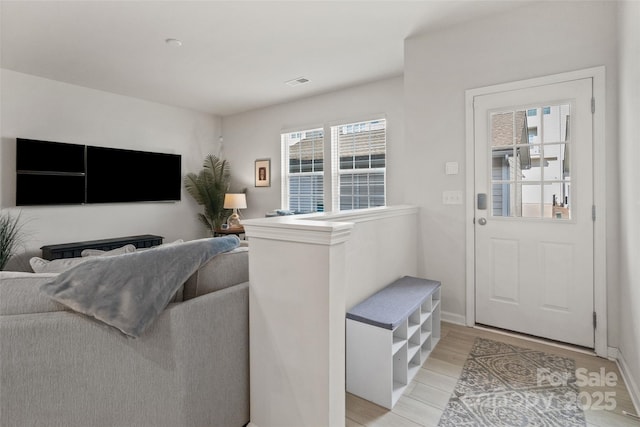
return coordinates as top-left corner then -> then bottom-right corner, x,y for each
224,193 -> 247,229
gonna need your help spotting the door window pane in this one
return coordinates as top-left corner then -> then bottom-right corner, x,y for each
540,143 -> 568,181
489,103 -> 573,221
492,183 -> 523,217
491,112 -> 514,147
544,183 -> 571,220
543,104 -> 571,143
490,110 -> 530,147
521,183 -> 542,218
492,149 -> 515,181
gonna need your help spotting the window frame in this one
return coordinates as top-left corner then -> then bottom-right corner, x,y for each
331,118 -> 387,211
281,127 -> 325,213
281,116 -> 387,213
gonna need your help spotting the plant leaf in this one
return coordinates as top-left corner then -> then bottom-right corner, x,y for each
184,155 -> 233,232
0,211 -> 22,270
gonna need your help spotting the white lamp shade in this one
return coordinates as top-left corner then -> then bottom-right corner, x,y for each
223,193 -> 247,209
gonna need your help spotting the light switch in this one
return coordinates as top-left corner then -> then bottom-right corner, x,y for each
442,190 -> 463,205
445,162 -> 459,175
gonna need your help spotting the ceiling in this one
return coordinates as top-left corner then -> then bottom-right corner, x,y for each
1,1 -> 529,117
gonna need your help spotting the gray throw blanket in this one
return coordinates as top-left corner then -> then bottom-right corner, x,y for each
40,236 -> 240,338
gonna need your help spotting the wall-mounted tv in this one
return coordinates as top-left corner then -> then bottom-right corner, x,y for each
86,146 -> 181,203
16,138 -> 181,206
16,139 -> 86,206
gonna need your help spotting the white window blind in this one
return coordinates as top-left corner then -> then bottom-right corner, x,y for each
331,119 -> 386,210
281,128 -> 324,213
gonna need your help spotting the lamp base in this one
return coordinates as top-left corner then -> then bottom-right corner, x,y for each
227,212 -> 241,228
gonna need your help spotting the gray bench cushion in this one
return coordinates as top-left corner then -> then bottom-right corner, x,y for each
346,276 -> 440,330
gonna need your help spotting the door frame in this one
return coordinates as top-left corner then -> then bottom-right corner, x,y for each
464,67 -> 607,357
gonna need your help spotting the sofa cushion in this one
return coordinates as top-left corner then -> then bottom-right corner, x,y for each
0,272 -> 68,315
183,247 -> 249,300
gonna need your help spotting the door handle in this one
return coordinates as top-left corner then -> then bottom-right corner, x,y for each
478,217 -> 487,225
477,193 -> 487,210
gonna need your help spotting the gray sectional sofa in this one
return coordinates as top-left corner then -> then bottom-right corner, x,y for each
0,247 -> 250,427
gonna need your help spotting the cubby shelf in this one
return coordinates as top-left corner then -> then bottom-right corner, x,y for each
346,277 -> 441,409
392,337 -> 405,355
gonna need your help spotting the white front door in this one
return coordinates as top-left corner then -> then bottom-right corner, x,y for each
473,78 -> 594,348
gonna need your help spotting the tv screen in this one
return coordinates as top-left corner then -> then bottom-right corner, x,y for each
15,138 -> 181,205
16,138 -> 86,206
86,146 -> 181,203
17,138 -> 85,173
17,174 -> 86,206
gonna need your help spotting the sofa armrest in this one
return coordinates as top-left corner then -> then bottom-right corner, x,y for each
171,282 -> 250,426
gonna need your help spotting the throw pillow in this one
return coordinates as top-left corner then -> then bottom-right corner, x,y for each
81,244 -> 137,257
30,256 -> 92,274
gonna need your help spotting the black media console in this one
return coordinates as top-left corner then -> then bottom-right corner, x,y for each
40,234 -> 164,260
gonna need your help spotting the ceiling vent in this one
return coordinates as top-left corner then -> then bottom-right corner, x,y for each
285,77 -> 310,87
165,38 -> 183,47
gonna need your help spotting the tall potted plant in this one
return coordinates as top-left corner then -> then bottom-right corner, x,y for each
0,211 -> 22,271
184,154 -> 231,233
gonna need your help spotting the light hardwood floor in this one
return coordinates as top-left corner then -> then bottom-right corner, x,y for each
346,322 -> 640,427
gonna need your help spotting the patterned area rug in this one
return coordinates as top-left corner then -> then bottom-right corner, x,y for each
438,337 -> 586,427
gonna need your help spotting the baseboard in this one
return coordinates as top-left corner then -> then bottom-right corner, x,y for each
607,346 -> 618,360
441,310 -> 466,325
616,348 -> 640,415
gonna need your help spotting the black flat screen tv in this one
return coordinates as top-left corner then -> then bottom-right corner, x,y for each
86,146 -> 181,203
16,138 -> 181,206
16,139 -> 86,206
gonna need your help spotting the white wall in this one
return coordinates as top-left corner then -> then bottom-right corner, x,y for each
404,1 -> 620,341
340,208 -> 418,309
0,70 -> 221,270
617,0 -> 640,407
221,76 -> 405,219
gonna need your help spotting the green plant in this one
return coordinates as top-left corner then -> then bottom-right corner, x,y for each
0,211 -> 22,271
184,154 -> 232,233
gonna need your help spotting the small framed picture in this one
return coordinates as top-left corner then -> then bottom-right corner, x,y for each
255,159 -> 271,187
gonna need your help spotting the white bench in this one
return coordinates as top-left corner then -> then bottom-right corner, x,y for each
346,276 -> 441,409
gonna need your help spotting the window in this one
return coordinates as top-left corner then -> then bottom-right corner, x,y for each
490,104 -> 571,219
281,118 -> 387,212
281,128 -> 324,213
332,119 -> 386,210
